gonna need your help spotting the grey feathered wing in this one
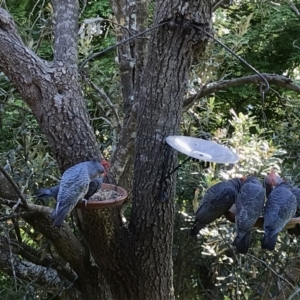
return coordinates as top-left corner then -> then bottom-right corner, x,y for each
234,179 -> 265,254
52,164 -> 90,227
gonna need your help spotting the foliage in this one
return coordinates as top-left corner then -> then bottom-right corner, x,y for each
1,0 -> 300,299
174,110 -> 299,299
190,0 -> 300,132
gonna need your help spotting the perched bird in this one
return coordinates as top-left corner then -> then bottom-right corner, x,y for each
292,186 -> 300,216
264,169 -> 283,197
36,177 -> 103,201
35,185 -> 60,201
262,172 -> 297,250
84,177 -> 103,199
190,178 -> 243,236
100,159 -> 110,171
264,170 -> 300,216
51,160 -> 104,227
233,176 -> 265,254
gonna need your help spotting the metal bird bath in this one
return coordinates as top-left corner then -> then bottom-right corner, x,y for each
76,183 -> 128,209
225,204 -> 300,230
159,136 -> 239,202
166,136 -> 239,164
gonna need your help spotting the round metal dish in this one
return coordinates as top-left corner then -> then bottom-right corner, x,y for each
166,136 -> 239,164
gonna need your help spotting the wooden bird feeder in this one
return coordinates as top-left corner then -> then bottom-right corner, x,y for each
76,183 -> 128,209
224,204 -> 300,230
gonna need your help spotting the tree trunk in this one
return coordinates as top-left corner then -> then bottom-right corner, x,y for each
129,1 -> 212,299
0,0 -> 212,299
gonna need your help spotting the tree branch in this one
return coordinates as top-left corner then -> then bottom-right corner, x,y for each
0,8 -> 101,171
0,247 -> 63,290
109,103 -> 137,186
52,0 -> 79,67
0,8 -> 48,108
0,165 -> 28,209
19,206 -> 103,296
0,8 -> 24,44
0,198 -> 52,216
110,0 -> 136,122
286,0 -> 300,19
0,197 -> 18,207
0,175 -> 18,201
0,235 -> 77,284
183,73 -> 300,108
0,197 -> 97,292
86,77 -> 122,130
0,212 -> 34,222
247,253 -> 297,293
212,0 -> 232,11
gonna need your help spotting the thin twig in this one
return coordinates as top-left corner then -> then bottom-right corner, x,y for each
197,275 -> 214,300
0,212 -> 34,222
247,253 -> 298,293
79,21 -> 167,72
86,78 -> 122,130
212,0 -> 231,11
12,198 -> 21,210
286,0 -> 300,18
0,165 -> 28,209
12,219 -> 22,243
82,17 -> 134,36
183,73 -> 299,109
78,0 -> 87,19
90,116 -> 113,125
275,275 -> 286,300
287,287 -> 300,300
0,197 -> 18,207
5,229 -> 17,286
192,24 -> 270,94
0,100 -> 31,113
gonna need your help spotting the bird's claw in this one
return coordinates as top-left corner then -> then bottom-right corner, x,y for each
12,198 -> 22,210
82,198 -> 88,206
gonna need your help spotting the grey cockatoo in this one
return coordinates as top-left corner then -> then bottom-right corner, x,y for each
264,169 -> 283,197
291,186 -> 300,216
51,160 -> 104,227
262,171 -> 297,250
82,177 -> 103,199
36,177 -> 103,201
35,185 -> 60,201
190,178 -> 243,236
264,170 -> 300,216
233,176 -> 265,254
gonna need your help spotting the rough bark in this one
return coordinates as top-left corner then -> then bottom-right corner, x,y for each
78,208 -> 135,299
1,0 -> 300,299
0,249 -> 61,288
129,1 -> 212,299
110,0 -> 137,122
53,0 -> 79,67
0,4 -> 105,299
0,7 -> 100,171
0,242 -> 82,299
0,173 -> 18,200
108,0 -> 146,193
0,0 -> 213,298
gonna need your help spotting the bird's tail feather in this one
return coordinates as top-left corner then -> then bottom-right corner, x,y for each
262,231 -> 278,251
190,222 -> 205,236
50,208 -> 56,220
35,188 -> 52,200
233,231 -> 251,254
52,203 -> 74,227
